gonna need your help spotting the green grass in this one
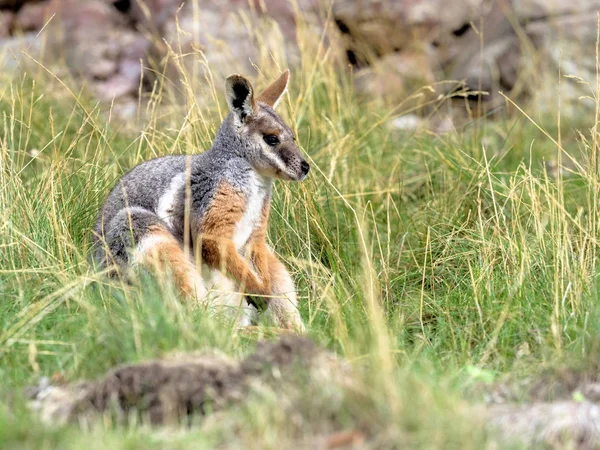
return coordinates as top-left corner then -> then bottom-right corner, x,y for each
1,25 -> 600,449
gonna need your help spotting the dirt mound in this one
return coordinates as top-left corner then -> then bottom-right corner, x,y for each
27,336 -> 600,448
27,336 -> 349,426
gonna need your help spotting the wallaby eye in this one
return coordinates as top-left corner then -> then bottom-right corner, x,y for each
263,134 -> 280,146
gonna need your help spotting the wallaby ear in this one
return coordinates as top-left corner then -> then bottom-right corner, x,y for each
225,74 -> 257,120
256,70 -> 289,109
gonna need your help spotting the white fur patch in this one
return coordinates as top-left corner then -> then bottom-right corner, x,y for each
156,172 -> 185,229
132,233 -> 208,300
266,149 -> 291,178
201,266 -> 258,326
132,234 -> 173,264
232,173 -> 271,249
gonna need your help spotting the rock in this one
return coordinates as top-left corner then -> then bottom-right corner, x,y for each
0,10 -> 13,37
141,0 -> 330,105
39,0 -> 149,100
43,0 -> 125,30
152,1 -> 282,102
0,0 -> 36,10
447,1 -> 519,102
488,401 -> 600,449
526,12 -> 600,113
332,0 -> 485,66
14,1 -> 45,31
2,0 -> 599,124
330,0 -> 600,118
156,2 -> 253,96
389,114 -> 424,131
513,0 -> 600,19
129,0 -> 180,29
0,32 -> 42,72
481,362 -> 600,448
354,48 -> 436,104
88,59 -> 118,80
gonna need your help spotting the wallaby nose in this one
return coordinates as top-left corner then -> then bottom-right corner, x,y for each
301,161 -> 310,177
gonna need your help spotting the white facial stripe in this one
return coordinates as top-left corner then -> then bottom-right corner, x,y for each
259,139 -> 297,180
265,150 -> 288,174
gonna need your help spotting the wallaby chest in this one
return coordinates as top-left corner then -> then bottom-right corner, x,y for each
232,174 -> 271,249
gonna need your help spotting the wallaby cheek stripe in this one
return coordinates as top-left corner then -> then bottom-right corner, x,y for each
265,151 -> 288,175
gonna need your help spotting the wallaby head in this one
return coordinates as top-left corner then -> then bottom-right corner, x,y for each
224,71 -> 310,182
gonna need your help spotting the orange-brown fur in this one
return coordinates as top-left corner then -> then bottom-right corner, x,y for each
247,200 -> 304,330
94,71 -> 305,331
246,198 -> 273,292
137,225 -> 202,301
197,182 -> 270,297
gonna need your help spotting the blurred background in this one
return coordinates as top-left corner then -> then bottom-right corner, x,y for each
1,0 -> 598,128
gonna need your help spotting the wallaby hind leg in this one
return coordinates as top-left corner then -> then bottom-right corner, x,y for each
265,254 -> 305,333
94,207 -> 206,302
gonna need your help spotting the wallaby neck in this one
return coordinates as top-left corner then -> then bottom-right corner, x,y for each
210,114 -> 245,158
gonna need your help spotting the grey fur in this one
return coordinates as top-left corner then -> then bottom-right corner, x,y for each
92,74 -> 308,331
92,75 -> 308,277
92,114 -> 286,266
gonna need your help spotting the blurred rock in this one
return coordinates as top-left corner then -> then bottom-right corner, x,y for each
489,401 -> 600,449
0,32 -> 41,70
150,0 -> 327,103
160,2 -> 256,78
514,0 -> 600,19
332,0 -> 600,117
129,0 -> 180,28
1,0 -> 600,122
14,1 -> 45,31
27,336 -> 350,426
446,0 -> 600,111
354,47 -> 437,103
0,0 -> 37,10
42,0 -> 149,101
0,10 -> 14,37
448,2 -> 514,84
333,0 -> 485,67
389,114 -> 424,131
526,11 -> 600,113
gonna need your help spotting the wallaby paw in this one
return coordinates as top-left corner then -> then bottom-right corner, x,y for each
275,312 -> 306,334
